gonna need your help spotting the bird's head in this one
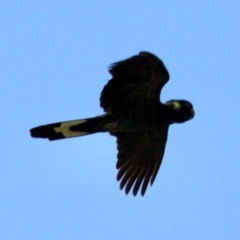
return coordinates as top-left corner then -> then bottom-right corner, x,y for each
165,100 -> 195,123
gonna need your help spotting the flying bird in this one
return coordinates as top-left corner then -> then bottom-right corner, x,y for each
30,51 -> 195,196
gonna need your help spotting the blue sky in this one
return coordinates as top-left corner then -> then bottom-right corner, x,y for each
1,1 -> 240,239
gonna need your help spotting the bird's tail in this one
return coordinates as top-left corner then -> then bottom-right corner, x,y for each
30,115 -> 109,141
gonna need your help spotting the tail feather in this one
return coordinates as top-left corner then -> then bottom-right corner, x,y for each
30,119 -> 94,141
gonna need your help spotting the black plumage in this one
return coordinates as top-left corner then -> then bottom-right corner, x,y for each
30,51 -> 195,196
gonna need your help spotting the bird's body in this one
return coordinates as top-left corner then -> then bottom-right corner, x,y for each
30,51 -> 195,196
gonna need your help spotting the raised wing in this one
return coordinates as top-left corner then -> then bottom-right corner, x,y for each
115,126 -> 169,196
100,51 -> 169,113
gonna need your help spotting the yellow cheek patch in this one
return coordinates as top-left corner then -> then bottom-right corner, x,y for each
172,101 -> 181,110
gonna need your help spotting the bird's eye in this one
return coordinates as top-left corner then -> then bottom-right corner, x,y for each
185,103 -> 191,109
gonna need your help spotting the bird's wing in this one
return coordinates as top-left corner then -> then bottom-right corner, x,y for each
100,51 -> 169,113
115,125 -> 169,196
